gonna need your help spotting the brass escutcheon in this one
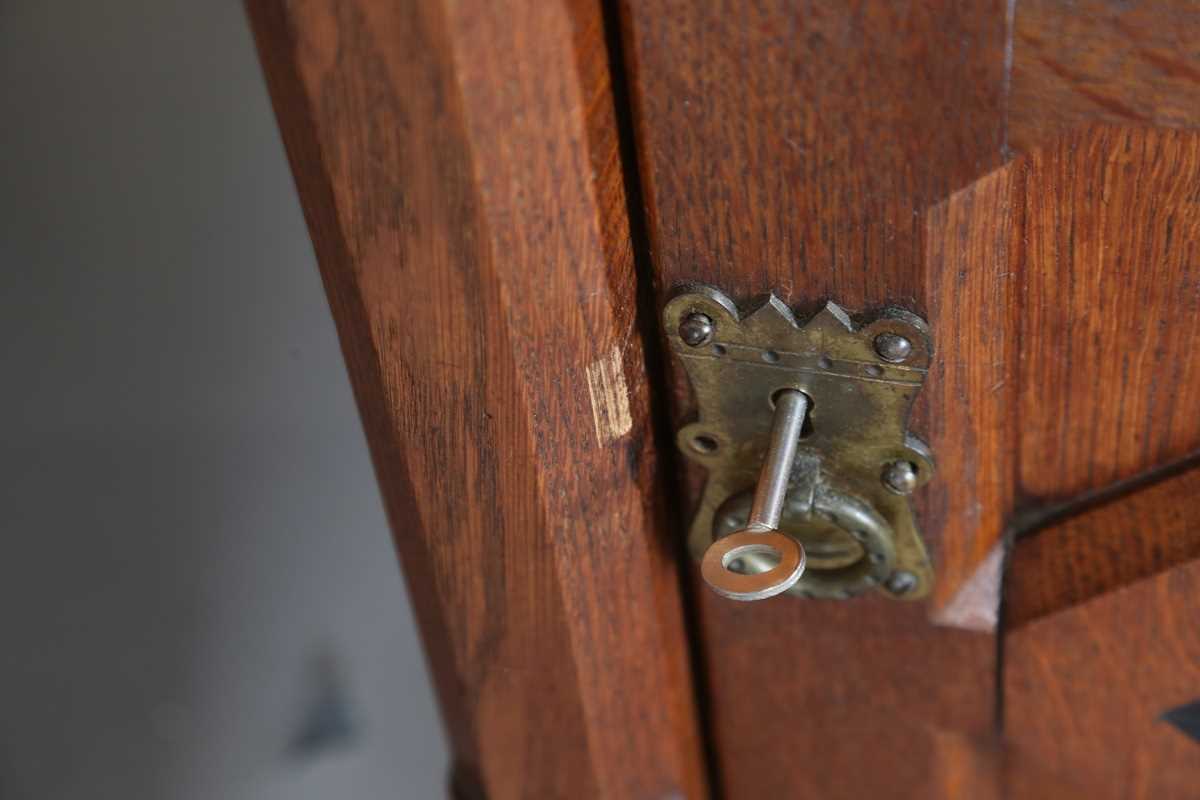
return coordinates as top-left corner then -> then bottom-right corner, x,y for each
665,284 -> 935,601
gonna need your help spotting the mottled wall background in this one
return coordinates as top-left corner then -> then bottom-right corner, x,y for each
0,1 -> 447,797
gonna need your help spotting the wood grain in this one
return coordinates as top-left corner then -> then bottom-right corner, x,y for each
247,1 -> 709,797
697,597 -> 999,799
923,126 -> 1200,794
922,163 -> 1022,629
620,2 -> 1010,797
1006,557 -> 1200,798
623,0 -> 1200,792
1018,126 -> 1200,503
1007,463 -> 1200,629
250,0 -> 1200,793
1010,0 -> 1200,153
925,125 -> 1200,627
620,0 -> 1008,311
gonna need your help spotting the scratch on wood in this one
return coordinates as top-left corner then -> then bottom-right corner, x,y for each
585,347 -> 632,446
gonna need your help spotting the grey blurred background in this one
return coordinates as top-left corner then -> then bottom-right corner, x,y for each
0,1 -> 447,798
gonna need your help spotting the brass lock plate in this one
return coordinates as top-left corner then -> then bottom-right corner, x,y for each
664,284 -> 935,600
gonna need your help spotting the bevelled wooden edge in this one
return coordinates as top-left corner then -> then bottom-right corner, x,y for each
245,0 -> 710,796
1006,460 -> 1200,629
924,125 -> 1200,631
922,162 -> 1022,630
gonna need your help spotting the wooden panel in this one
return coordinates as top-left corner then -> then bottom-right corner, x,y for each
1018,127 -> 1200,502
700,600 -> 999,799
1010,0 -> 1200,153
623,0 -> 1200,792
926,125 -> 1200,626
620,2 -> 1010,797
1006,558 -> 1200,797
620,0 -> 1008,310
941,129 -> 1200,797
247,1 -> 709,797
1008,464 -> 1200,629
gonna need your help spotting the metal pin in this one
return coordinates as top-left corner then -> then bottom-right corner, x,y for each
700,390 -> 808,600
748,390 -> 808,531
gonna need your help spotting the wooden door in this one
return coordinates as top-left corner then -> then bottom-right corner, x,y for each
250,1 -> 1200,797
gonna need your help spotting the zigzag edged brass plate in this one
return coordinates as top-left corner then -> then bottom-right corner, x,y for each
664,284 -> 935,600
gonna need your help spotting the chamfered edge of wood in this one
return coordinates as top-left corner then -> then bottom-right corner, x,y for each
924,125 -> 1200,632
1006,458 -> 1200,629
244,0 -> 710,796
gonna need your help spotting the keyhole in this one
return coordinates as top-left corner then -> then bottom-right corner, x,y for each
771,389 -> 815,439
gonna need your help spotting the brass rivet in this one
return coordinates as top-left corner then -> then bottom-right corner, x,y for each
874,332 -> 913,363
882,461 -> 919,495
679,313 -> 714,346
885,571 -> 918,595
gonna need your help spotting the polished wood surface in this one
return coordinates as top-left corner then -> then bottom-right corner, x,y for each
619,0 -> 1007,310
1010,0 -> 1200,153
1007,555 -> 1200,797
1018,127 -> 1200,501
923,164 -> 1021,629
247,1 -> 708,796
662,119 -> 1200,797
928,124 -> 1200,628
